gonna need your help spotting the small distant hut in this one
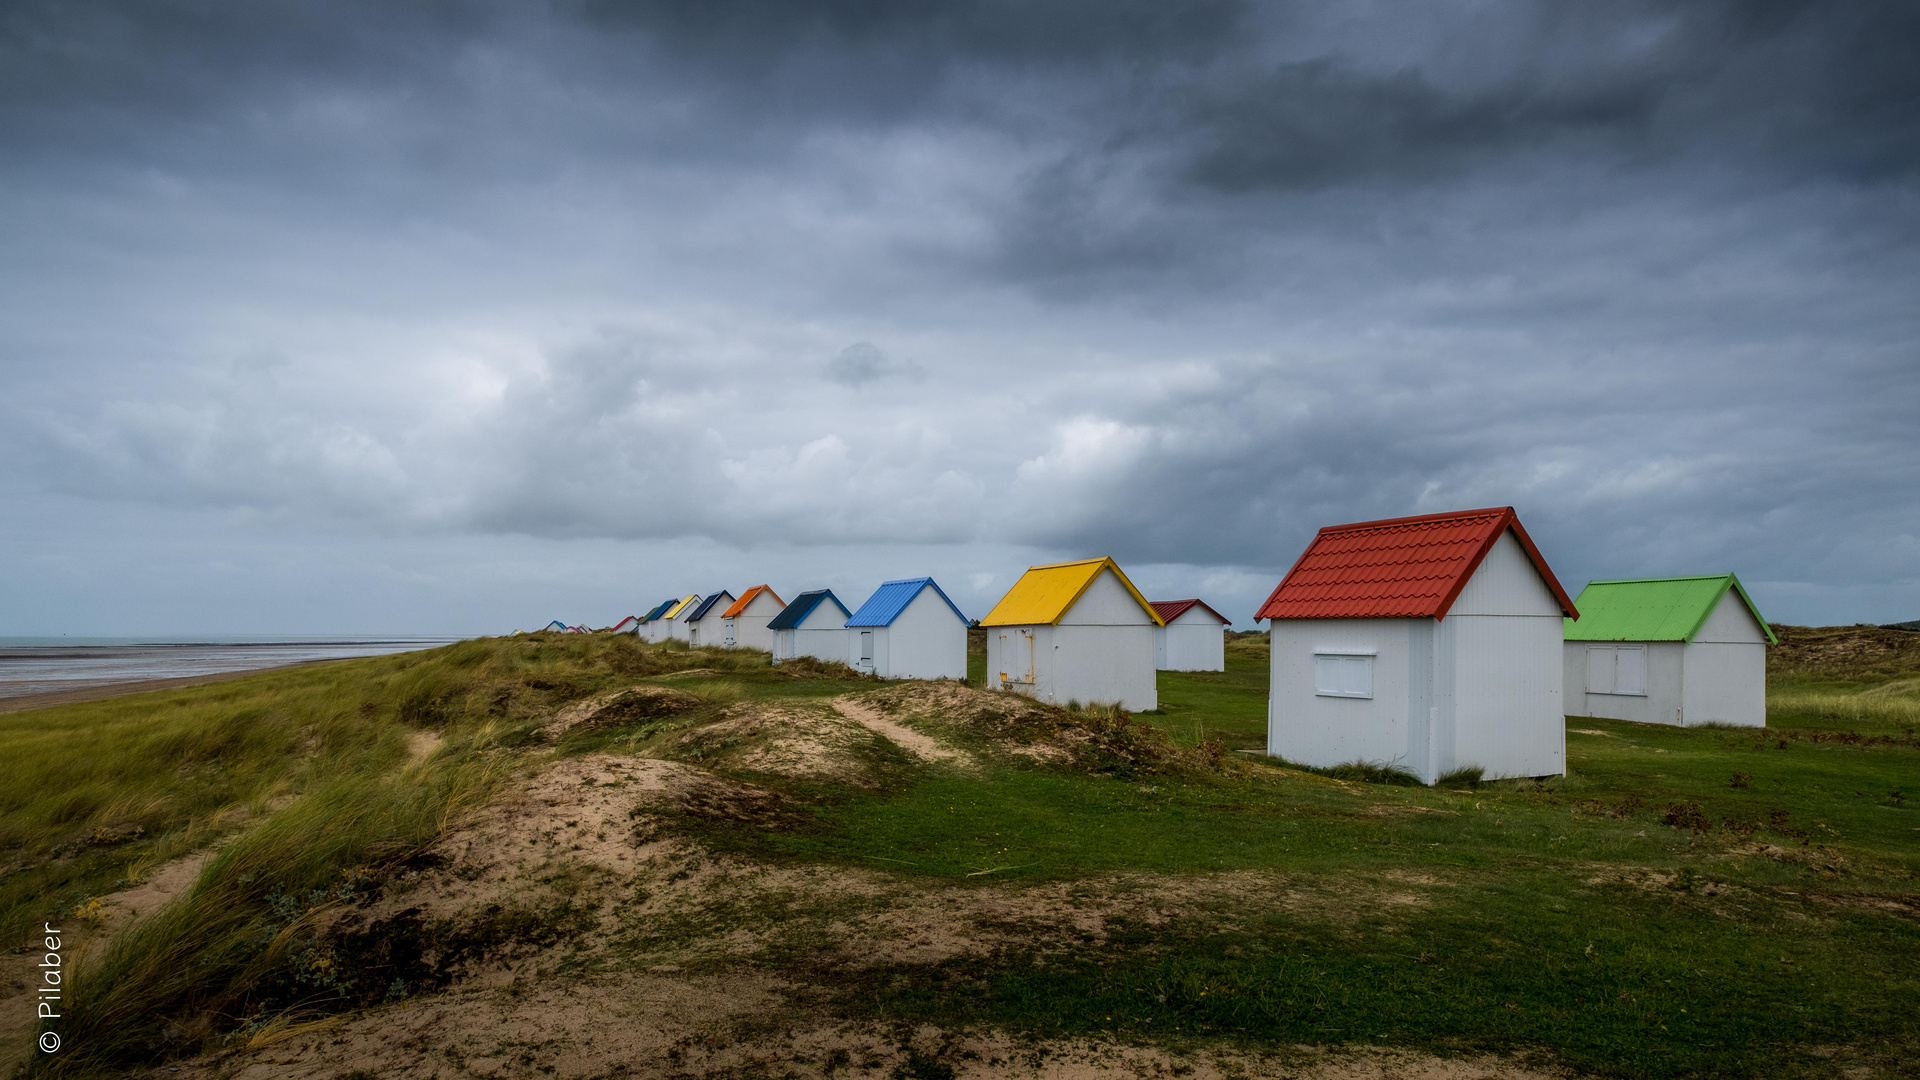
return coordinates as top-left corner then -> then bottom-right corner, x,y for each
1256,507 -> 1578,784
768,590 -> 852,664
604,616 -> 642,635
1150,600 -> 1231,672
684,591 -> 736,648
980,557 -> 1163,712
722,585 -> 786,651
638,602 -> 666,642
1563,574 -> 1774,728
661,595 -> 702,643
844,577 -> 969,680
637,599 -> 677,643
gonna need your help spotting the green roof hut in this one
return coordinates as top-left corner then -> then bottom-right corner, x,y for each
1563,574 -> 1775,728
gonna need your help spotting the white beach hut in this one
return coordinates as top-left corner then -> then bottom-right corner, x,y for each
637,599 -> 677,643
1150,600 -> 1231,672
844,577 -> 969,680
660,595 -> 701,643
1257,507 -> 1580,784
684,591 -> 735,649
721,585 -> 786,651
980,557 -> 1164,712
769,590 -> 852,663
1563,574 -> 1774,728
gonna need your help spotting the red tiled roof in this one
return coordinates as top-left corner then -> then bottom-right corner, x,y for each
1255,507 -> 1577,621
1149,599 -> 1231,626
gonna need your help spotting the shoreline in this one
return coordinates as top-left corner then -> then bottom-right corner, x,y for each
0,660 -> 347,715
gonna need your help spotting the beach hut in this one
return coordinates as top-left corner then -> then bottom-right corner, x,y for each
661,595 -> 702,642
980,557 -> 1163,712
638,599 -> 677,643
722,585 -> 786,651
1563,574 -> 1774,728
768,590 -> 852,663
844,577 -> 969,680
1256,507 -> 1579,784
684,591 -> 736,648
604,616 -> 642,635
1150,600 -> 1231,672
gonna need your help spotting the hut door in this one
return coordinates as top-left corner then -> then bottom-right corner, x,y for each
998,629 -> 1036,691
858,630 -> 875,671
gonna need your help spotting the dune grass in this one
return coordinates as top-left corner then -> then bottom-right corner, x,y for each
5,632 -> 773,1077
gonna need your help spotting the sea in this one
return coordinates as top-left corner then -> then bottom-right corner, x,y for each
0,636 -> 460,700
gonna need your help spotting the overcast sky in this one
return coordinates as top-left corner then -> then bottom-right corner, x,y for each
3,0 -> 1916,636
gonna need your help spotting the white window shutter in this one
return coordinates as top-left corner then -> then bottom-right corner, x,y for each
1616,647 -> 1646,695
1586,647 -> 1614,694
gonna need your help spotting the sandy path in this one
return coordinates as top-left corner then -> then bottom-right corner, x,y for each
832,696 -> 964,764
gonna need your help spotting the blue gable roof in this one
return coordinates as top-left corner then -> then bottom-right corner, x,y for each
641,599 -> 676,623
767,589 -> 849,631
845,577 -> 967,627
686,591 -> 734,622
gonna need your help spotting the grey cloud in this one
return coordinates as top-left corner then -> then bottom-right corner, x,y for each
1,0 -> 1917,628
824,342 -> 923,387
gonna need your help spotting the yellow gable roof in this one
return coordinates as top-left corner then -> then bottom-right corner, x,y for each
979,557 -> 1164,627
663,595 -> 698,619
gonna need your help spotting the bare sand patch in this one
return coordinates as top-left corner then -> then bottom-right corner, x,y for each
833,695 -> 968,765
700,701 -> 886,785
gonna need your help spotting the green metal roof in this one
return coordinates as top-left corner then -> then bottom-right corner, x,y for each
1564,574 -> 1775,644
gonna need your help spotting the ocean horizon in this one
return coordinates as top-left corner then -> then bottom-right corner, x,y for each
0,635 -> 462,700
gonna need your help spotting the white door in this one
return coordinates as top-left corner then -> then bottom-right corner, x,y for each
998,629 -> 1036,690
858,630 -> 875,672
724,619 -> 736,647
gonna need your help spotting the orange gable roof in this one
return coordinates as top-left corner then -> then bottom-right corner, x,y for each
722,584 -> 784,619
1255,507 -> 1577,622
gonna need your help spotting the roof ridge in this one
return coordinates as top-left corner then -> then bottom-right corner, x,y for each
1023,557 -> 1111,571
1587,574 -> 1733,584
1317,506 -> 1511,534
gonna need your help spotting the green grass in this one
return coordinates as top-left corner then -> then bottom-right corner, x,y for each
684,635 -> 1919,1079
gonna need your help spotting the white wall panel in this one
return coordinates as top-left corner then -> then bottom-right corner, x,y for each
1059,570 -> 1154,625
1156,607 -> 1226,671
1449,531 -> 1564,616
730,591 -> 784,653
1049,625 -> 1156,710
875,588 -> 967,680
1449,613 -> 1564,780
1695,590 -> 1770,644
1682,641 -> 1767,726
1268,619 -> 1414,775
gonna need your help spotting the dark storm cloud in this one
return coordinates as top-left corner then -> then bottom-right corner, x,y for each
1,0 -> 1917,627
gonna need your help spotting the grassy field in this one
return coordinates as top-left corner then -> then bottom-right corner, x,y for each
4,627 -> 1916,1078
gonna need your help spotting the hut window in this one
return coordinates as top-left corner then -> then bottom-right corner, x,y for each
1314,653 -> 1373,699
1585,646 -> 1647,696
